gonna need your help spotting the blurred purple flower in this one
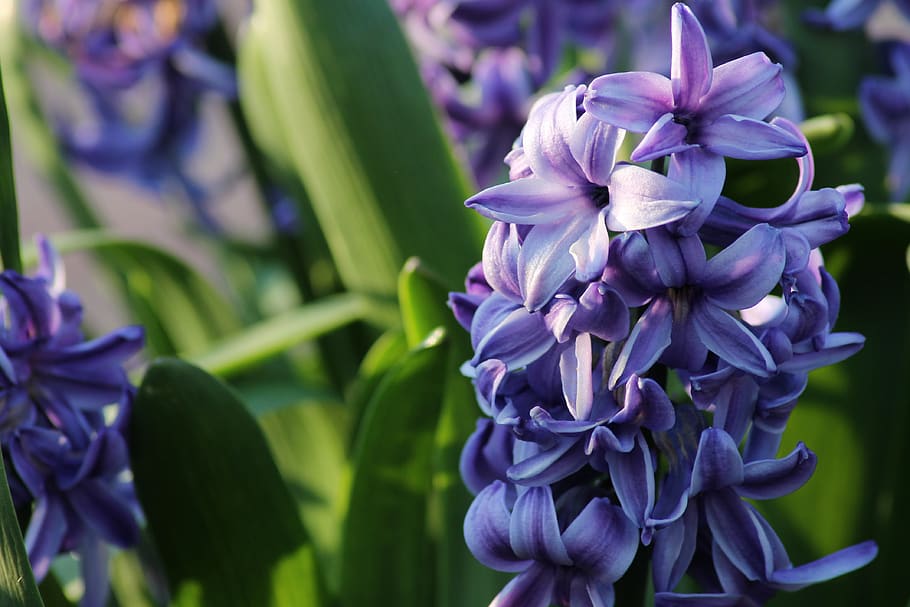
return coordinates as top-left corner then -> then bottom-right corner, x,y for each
0,236 -> 144,607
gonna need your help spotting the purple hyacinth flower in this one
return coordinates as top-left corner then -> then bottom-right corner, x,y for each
0,237 -> 144,607
583,3 -> 805,206
859,43 -> 910,201
467,84 -> 699,311
679,429 -> 876,601
603,224 -> 784,388
464,481 -> 639,607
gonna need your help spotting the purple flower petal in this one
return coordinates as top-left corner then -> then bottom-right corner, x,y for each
631,113 -> 694,162
702,224 -> 785,311
690,428 -> 744,495
605,165 -> 699,231
483,222 -> 522,300
471,295 -> 555,369
652,506 -> 698,592
570,208 -> 611,282
510,486 -> 573,565
670,2 -> 713,111
507,437 -> 588,486
519,217 -> 590,311
24,492 -> 67,580
466,177 -> 591,224
523,86 -> 588,185
704,489 -> 765,581
699,52 -> 785,121
667,149 -> 726,235
692,302 -> 776,377
491,564 -> 557,607
584,72 -> 674,132
561,333 -> 595,421
570,577 -> 616,607
700,115 -> 807,160
460,419 -> 514,494
68,479 -> 140,547
464,481 -> 531,572
563,497 -> 639,583
609,297 -> 673,389
79,533 -> 112,607
768,541 -> 878,590
739,442 -> 816,500
604,433 -> 656,529
570,113 -> 624,186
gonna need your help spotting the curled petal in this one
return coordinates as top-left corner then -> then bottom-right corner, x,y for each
700,115 -> 807,160
604,433 -> 656,529
24,492 -> 67,581
768,541 -> 878,590
704,489 -> 766,581
739,442 -> 816,500
561,333 -> 595,421
523,86 -> 588,185
519,218 -> 590,311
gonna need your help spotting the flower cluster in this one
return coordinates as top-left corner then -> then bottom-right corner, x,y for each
451,4 -> 876,605
393,0 -> 803,186
0,238 -> 144,607
23,0 -> 236,228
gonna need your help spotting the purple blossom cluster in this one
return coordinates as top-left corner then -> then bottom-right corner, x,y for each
450,5 -> 876,605
0,238 -> 144,607
393,0 -> 803,187
23,0 -> 236,228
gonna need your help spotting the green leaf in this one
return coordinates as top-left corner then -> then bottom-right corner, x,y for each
130,358 -> 324,607
399,257 -> 456,348
800,113 -> 854,155
397,258 -> 511,606
0,61 -> 21,273
340,330 -> 449,607
0,453 -> 44,607
761,213 -> 910,606
241,0 -> 487,296
189,292 -> 398,377
36,575 -> 72,607
259,402 -> 348,595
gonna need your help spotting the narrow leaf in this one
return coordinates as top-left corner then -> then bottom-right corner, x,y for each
190,292 -> 398,377
0,454 -> 44,607
0,61 -> 21,273
243,0 -> 487,295
340,330 -> 449,607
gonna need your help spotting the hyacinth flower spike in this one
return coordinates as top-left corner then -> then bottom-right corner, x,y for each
583,3 -> 805,211
603,223 -> 784,389
467,84 -> 699,310
464,482 -> 639,607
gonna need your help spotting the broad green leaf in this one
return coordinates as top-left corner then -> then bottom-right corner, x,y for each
259,402 -> 348,595
189,292 -> 398,377
242,0 -> 487,296
130,359 -> 324,607
761,213 -> 910,606
799,113 -> 854,155
340,330 -> 449,607
0,453 -> 44,607
0,61 -> 21,273
346,328 -> 409,441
